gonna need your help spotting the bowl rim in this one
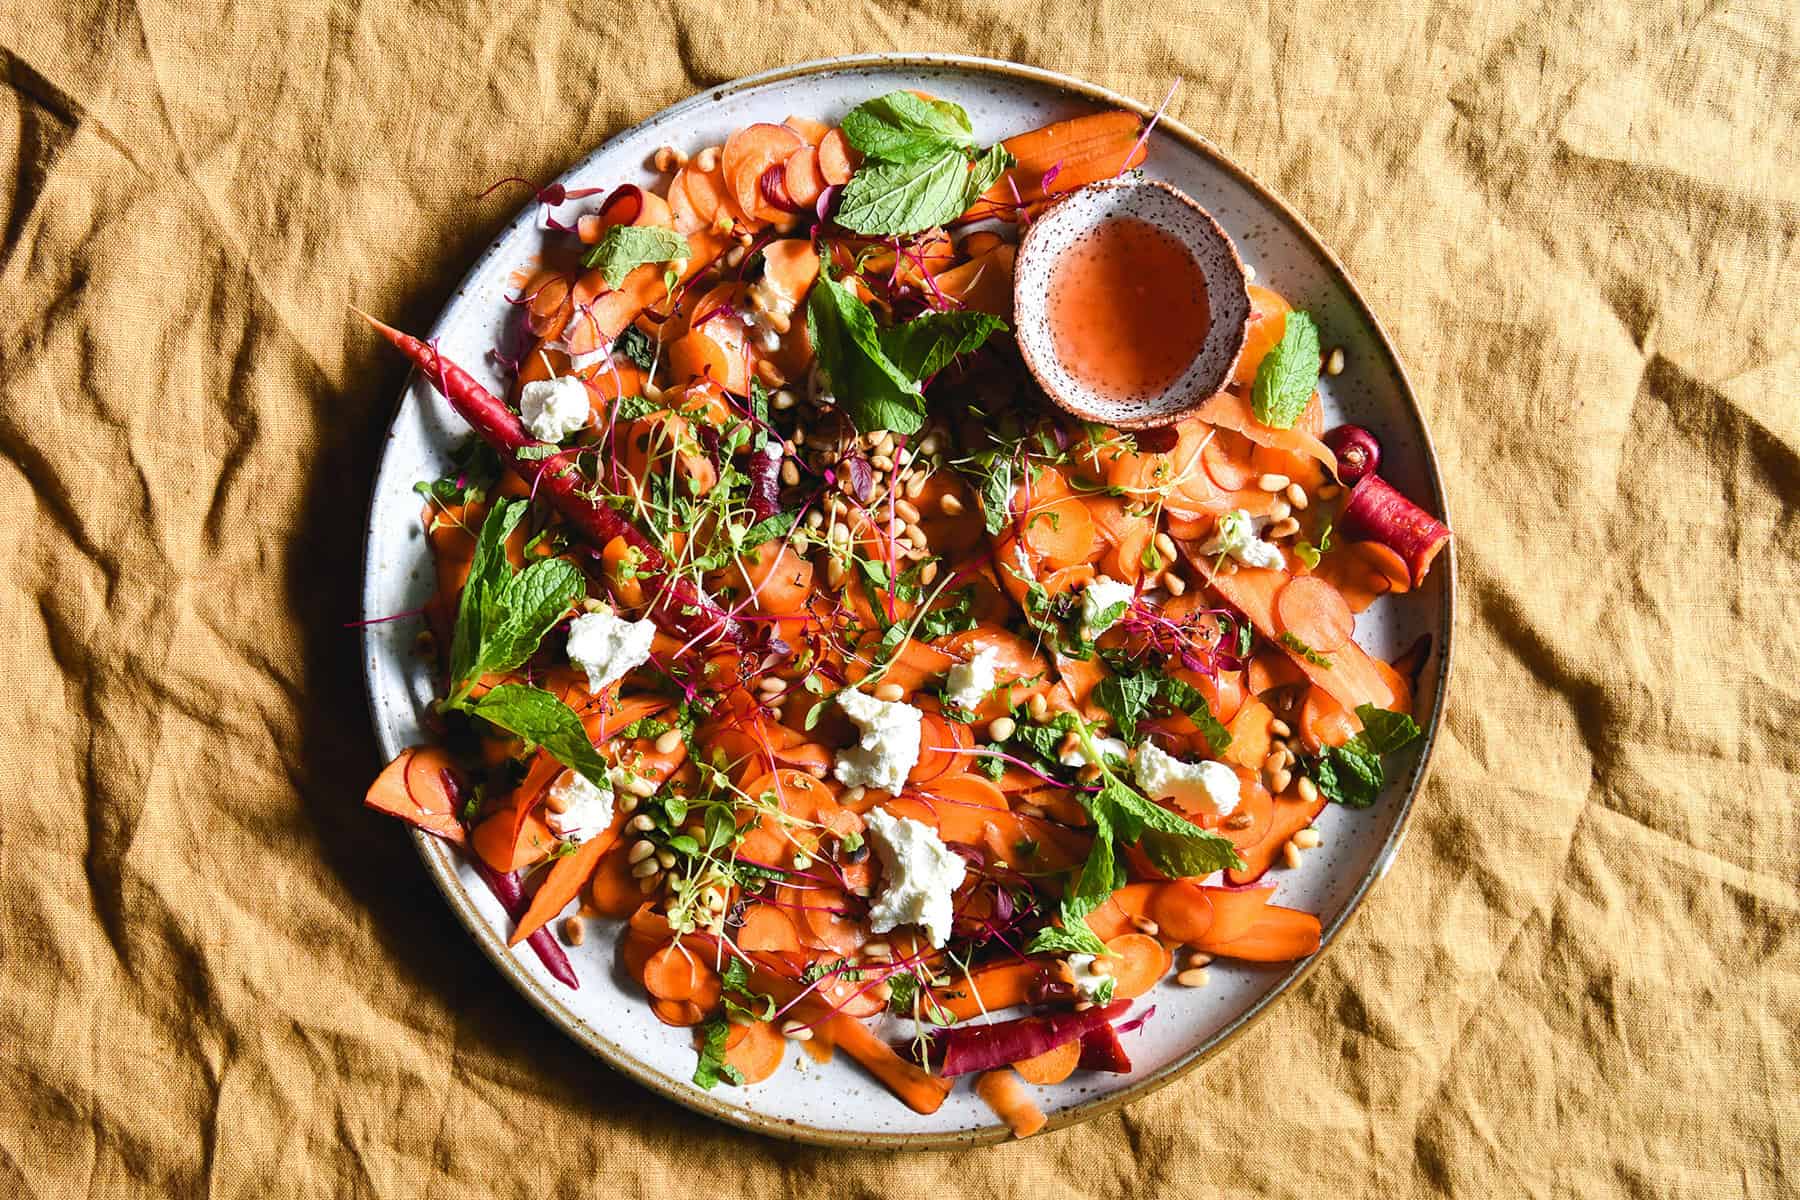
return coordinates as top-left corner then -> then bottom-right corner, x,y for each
360,51 -> 1457,1150
1012,178 -> 1250,429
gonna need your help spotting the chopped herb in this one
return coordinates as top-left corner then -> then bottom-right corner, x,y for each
1278,631 -> 1335,668
1305,704 -> 1424,808
614,325 -> 656,371
582,224 -> 691,288
1251,310 -> 1322,430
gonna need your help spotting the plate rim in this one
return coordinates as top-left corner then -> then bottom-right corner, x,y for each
359,51 -> 1457,1149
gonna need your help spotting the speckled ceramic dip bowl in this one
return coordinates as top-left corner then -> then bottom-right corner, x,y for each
1014,180 -> 1250,429
360,53 -> 1455,1148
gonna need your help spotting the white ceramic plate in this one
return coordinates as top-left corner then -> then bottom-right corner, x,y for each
360,54 -> 1455,1147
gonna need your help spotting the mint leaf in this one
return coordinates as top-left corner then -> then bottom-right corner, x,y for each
449,500 -> 529,693
739,510 -> 796,551
582,225 -> 690,288
878,310 -> 1006,381
962,144 -> 1012,206
837,151 -> 972,236
1139,826 -> 1245,878
479,557 -> 584,676
467,683 -> 609,789
1251,310 -> 1321,430
1156,675 -> 1233,756
692,1017 -> 745,1089
1353,704 -> 1422,755
806,259 -> 928,434
841,91 -> 974,162
1094,671 -> 1160,742
614,325 -> 656,371
1025,906 -> 1109,957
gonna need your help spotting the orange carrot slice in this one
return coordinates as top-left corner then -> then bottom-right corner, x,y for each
782,145 -> 826,208
587,844 -> 643,918
1231,284 -> 1292,385
724,122 -> 806,222
365,747 -> 467,845
1103,933 -> 1172,999
1275,575 -> 1354,654
736,903 -> 803,953
1013,1039 -> 1081,1085
1205,904 -> 1322,962
975,1068 -> 1048,1137
934,960 -> 1041,1022
722,1019 -> 786,1084
817,128 -> 857,184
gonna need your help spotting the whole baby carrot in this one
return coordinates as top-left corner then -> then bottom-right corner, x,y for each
356,310 -> 739,643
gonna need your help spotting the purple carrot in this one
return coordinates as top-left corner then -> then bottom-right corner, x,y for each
471,860 -> 579,989
355,310 -> 741,644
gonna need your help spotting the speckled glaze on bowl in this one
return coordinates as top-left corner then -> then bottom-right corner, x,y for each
1014,180 -> 1250,428
360,54 -> 1456,1148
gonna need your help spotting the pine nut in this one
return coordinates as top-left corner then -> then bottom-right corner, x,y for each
1164,571 -> 1187,596
1090,957 -> 1114,976
920,560 -> 939,585
791,852 -> 812,871
1269,517 -> 1301,538
654,729 -> 683,755
562,916 -> 585,945
894,447 -> 913,468
1293,827 -> 1322,849
1318,483 -> 1341,500
1176,968 -> 1211,988
1326,346 -> 1346,376
637,874 -> 661,894
1131,915 -> 1160,936
1016,802 -> 1045,820
918,434 -> 941,456
627,814 -> 655,833
939,493 -> 965,516
626,775 -> 658,797
1074,999 -> 1095,1012
780,460 -> 800,486
1270,767 -> 1293,794
773,388 -> 798,410
1257,473 -> 1290,492
695,146 -> 720,172
1268,498 -> 1292,522
988,717 -> 1017,741
655,849 -> 677,869
861,941 -> 892,961
869,454 -> 894,472
826,560 -> 845,588
1155,532 -> 1178,561
724,245 -> 747,269
543,788 -> 573,814
873,682 -> 905,702
895,499 -> 921,523
651,145 -> 687,171
1286,483 -> 1309,510
904,476 -> 926,500
1184,950 -> 1213,969
844,785 -> 867,804
628,839 -> 656,864
1268,718 -> 1292,738
619,793 -> 640,814
1282,840 -> 1304,869
870,431 -> 893,453
1297,776 -> 1319,803
904,522 -> 927,548
1027,694 -> 1049,721
631,858 -> 661,879
781,1020 -> 814,1041
1263,750 -> 1286,773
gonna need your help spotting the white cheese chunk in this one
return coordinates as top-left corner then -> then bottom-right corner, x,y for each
1066,954 -> 1117,1001
943,646 -> 1001,713
544,769 -> 615,843
1133,740 -> 1241,817
1060,734 -> 1131,770
832,689 -> 924,795
1080,575 -> 1137,641
565,607 -> 657,694
519,375 -> 591,443
1198,508 -> 1284,570
863,808 -> 967,948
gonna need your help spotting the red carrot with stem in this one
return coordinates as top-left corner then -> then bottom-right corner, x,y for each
354,310 -> 739,643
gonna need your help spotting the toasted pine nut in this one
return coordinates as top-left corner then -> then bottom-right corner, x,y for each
630,858 -> 661,879
626,775 -> 658,797
1268,498 -> 1292,522
844,785 -> 867,804
1293,827 -> 1322,849
1027,694 -> 1049,721
627,814 -> 655,833
655,849 -> 677,870
1282,840 -> 1305,869
562,916 -> 585,945
695,146 -> 720,172
904,475 -> 926,500
895,499 -> 921,523
1286,482 -> 1309,510
1257,473 -> 1290,492
543,788 -> 573,814
873,682 -> 905,702
921,560 -> 939,585
781,1020 -> 814,1041
654,729 -> 683,755
1268,718 -> 1292,738
1155,532 -> 1178,561
1184,950 -> 1213,969
1131,915 -> 1160,936
1089,956 -> 1114,976
861,941 -> 892,961
627,839 -> 656,864
869,454 -> 894,472
1164,571 -> 1187,596
636,873 -> 661,894
939,493 -> 965,516
1269,517 -> 1301,538
1297,776 -> 1319,803
780,460 -> 800,486
1270,767 -> 1293,794
1326,346 -> 1346,376
619,793 -> 640,814
988,717 -> 1017,741
1176,968 -> 1210,988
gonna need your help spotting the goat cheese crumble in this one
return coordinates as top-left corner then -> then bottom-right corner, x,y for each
519,375 -> 591,443
862,808 -> 967,948
1133,740 -> 1241,817
544,769 -> 615,843
833,689 -> 924,795
565,607 -> 656,694
1061,733 -> 1131,770
1080,575 -> 1136,641
1199,508 -> 1284,570
943,646 -> 1001,713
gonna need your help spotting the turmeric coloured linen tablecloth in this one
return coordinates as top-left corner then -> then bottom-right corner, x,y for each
0,1 -> 1794,1195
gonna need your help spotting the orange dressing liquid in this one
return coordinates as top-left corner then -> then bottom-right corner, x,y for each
1046,216 -> 1211,402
